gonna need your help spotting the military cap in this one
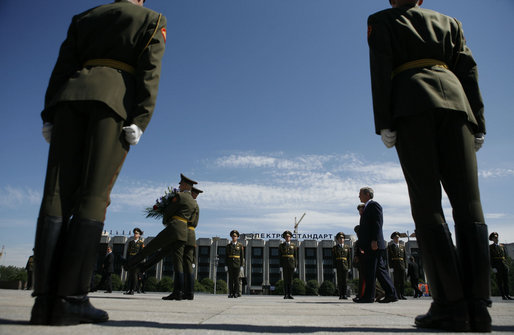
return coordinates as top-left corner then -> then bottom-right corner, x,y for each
282,230 -> 293,238
230,230 -> 240,237
354,225 -> 360,233
133,227 -> 143,235
335,232 -> 345,240
390,231 -> 401,239
489,232 -> 498,241
192,187 -> 203,194
180,173 -> 198,186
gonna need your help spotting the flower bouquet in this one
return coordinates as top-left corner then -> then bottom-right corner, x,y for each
145,187 -> 178,220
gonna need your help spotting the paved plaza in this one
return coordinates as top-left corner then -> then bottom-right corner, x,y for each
0,289 -> 513,334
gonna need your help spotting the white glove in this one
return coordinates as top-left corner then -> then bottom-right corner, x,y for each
280,267 -> 283,272
294,268 -> 297,273
122,124 -> 143,145
224,266 -> 228,272
474,133 -> 485,152
380,129 -> 397,148
492,268 -> 497,273
333,268 -> 337,274
240,266 -> 243,272
42,122 -> 53,143
192,264 -> 196,269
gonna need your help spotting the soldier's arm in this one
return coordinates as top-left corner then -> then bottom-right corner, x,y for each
162,193 -> 180,225
132,13 -> 167,132
43,15 -> 81,121
451,18 -> 485,134
367,14 -> 394,135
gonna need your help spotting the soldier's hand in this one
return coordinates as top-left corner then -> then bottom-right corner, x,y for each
224,266 -> 228,272
474,133 -> 485,152
123,124 -> 143,145
42,122 -> 53,143
492,268 -> 497,273
294,268 -> 297,273
380,129 -> 396,148
192,264 -> 196,269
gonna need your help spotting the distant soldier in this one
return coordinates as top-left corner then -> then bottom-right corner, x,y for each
279,230 -> 297,299
26,251 -> 35,290
226,230 -> 244,298
124,228 -> 144,295
489,232 -> 513,300
408,256 -> 423,298
388,232 -> 407,299
183,186 -> 203,300
333,232 -> 351,299
125,174 -> 197,301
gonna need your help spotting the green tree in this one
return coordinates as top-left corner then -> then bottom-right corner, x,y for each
306,280 -> 319,296
194,280 -> 206,293
292,278 -> 306,295
112,274 -> 123,291
201,278 -> 214,293
157,276 -> 173,292
0,266 -> 27,282
319,280 -> 336,296
216,279 -> 228,294
272,279 -> 284,295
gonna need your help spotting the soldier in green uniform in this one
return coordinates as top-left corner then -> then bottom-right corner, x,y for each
489,232 -> 513,300
279,230 -> 297,299
31,0 -> 166,325
183,186 -> 203,300
25,251 -> 34,290
388,232 -> 407,300
124,228 -> 144,295
368,0 -> 490,331
125,174 -> 197,301
332,232 -> 351,299
225,230 -> 244,298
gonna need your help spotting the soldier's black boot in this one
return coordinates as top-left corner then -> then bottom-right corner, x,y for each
414,224 -> 470,332
184,273 -> 195,300
30,216 -> 64,325
51,218 -> 108,325
163,272 -> 184,300
455,222 -> 492,332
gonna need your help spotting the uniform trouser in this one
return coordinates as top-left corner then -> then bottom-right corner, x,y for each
183,245 -> 195,295
283,268 -> 293,295
395,110 -> 489,305
336,266 -> 347,296
494,265 -> 510,297
410,278 -> 423,296
96,272 -> 112,292
362,250 -> 396,300
228,267 -> 241,295
392,266 -> 405,297
36,102 -> 127,298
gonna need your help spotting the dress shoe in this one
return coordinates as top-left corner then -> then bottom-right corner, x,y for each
502,295 -> 508,300
184,294 -> 194,300
162,292 -> 183,300
104,291 -> 112,293
507,295 -> 514,300
30,295 -> 54,325
468,299 -> 491,332
228,294 -> 234,298
287,295 -> 294,299
378,295 -> 398,303
123,290 -> 134,295
415,301 -> 470,332
400,295 -> 407,300
51,296 -> 108,325
354,298 -> 374,303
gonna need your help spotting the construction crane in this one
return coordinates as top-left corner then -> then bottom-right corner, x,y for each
293,213 -> 306,239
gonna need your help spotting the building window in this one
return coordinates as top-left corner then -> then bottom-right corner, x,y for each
305,247 -> 317,282
322,247 -> 334,283
197,246 -> 210,281
251,247 -> 264,286
268,247 -> 280,286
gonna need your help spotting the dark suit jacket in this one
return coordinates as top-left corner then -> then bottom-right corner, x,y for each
367,4 -> 484,135
43,0 -> 167,132
103,252 -> 114,274
358,200 -> 385,251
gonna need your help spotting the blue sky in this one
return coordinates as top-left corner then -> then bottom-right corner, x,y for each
0,0 -> 513,267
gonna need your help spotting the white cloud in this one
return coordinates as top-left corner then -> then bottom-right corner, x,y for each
479,168 -> 514,178
0,186 -> 40,209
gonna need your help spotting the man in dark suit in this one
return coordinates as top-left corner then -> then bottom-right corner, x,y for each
95,247 -> 114,293
32,0 -> 166,325
367,0 -> 490,331
354,187 -> 396,304
407,256 -> 423,298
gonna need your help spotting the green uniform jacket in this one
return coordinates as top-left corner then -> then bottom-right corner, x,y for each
42,0 -> 166,132
279,242 -> 297,270
226,242 -> 244,268
127,239 -> 144,256
332,244 -> 351,271
186,203 -> 199,247
162,191 -> 197,243
490,243 -> 508,269
368,4 -> 485,135
387,243 -> 407,270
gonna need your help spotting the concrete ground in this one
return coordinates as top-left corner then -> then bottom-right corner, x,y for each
0,289 -> 513,334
